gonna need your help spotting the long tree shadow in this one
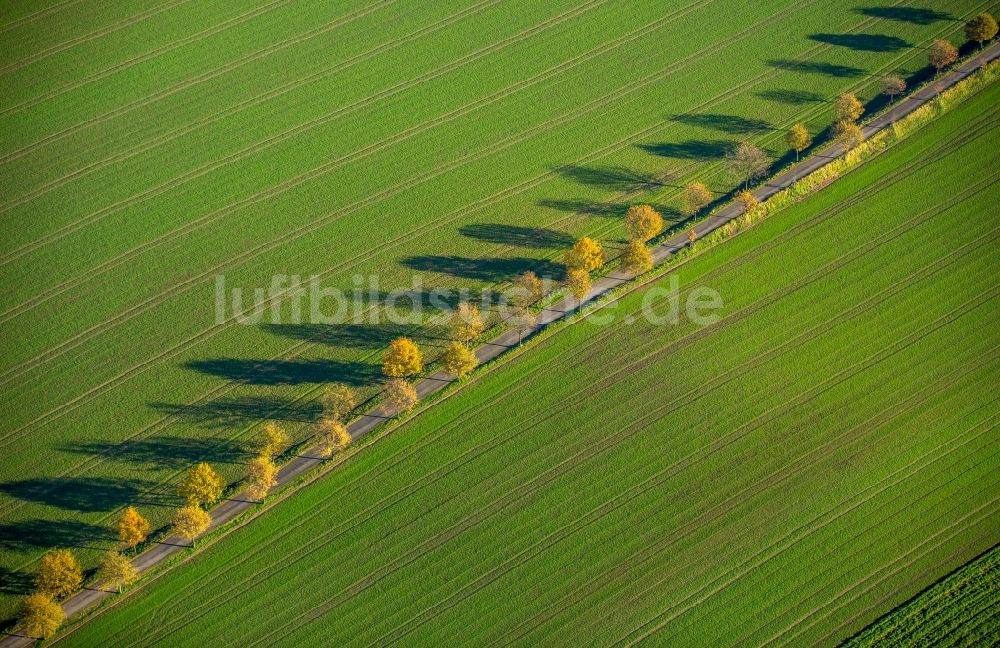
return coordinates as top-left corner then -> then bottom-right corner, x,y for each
185,358 -> 377,386
0,519 -> 113,553
60,436 -> 249,469
669,113 -> 773,135
263,322 -> 435,349
0,567 -> 33,596
458,223 -> 574,249
0,477 -> 157,513
638,139 -> 732,161
755,88 -> 826,105
768,59 -> 865,77
554,165 -> 665,193
537,199 -> 678,219
856,6 -> 953,24
151,396 -> 323,427
808,33 -> 910,52
401,255 -> 566,282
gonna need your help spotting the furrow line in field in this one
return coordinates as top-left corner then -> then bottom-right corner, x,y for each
0,0 -> 822,438
0,0 -> 397,163
0,0 -> 88,35
0,0 -> 292,119
377,352 -> 1000,646
0,0 -> 192,77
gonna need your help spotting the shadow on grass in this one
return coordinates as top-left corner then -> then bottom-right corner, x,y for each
554,164 -> 666,193
856,6 -> 953,24
808,33 -> 910,52
767,59 -> 865,77
401,255 -> 566,282
60,436 -> 248,469
0,477 -> 157,513
0,567 -> 33,596
458,223 -> 574,249
0,520 -> 113,554
638,139 -> 732,161
185,358 -> 378,386
755,88 -> 826,105
668,113 -> 773,134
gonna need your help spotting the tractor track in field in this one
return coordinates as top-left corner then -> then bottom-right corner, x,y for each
763,495 -> 1000,648
611,429 -> 1000,647
0,0 -> 825,442
243,240 -> 1000,646
0,0 -> 397,163
0,0 -> 192,77
0,0 -> 292,120
375,355 -> 1000,646
0,0 -> 88,35
125,217 -> 990,645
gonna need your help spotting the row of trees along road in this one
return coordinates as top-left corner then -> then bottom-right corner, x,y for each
13,11 -> 998,640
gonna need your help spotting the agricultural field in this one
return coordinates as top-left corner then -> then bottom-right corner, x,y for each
49,74 -> 1000,645
844,544 -> 999,647
3,0 -> 990,623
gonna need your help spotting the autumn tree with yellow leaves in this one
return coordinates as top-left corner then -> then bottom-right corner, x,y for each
623,205 -> 664,242
117,506 -> 150,550
566,268 -> 592,304
620,241 -> 653,275
178,462 -> 224,507
35,549 -> 81,598
315,418 -> 351,457
785,123 -> 811,161
451,303 -> 485,344
16,593 -> 63,639
172,505 -> 211,546
97,551 -> 137,593
834,92 -> 864,123
564,237 -> 604,272
246,456 -> 278,501
680,182 -> 712,217
385,378 -> 419,414
382,337 -> 424,378
256,421 -> 289,459
441,341 -> 477,377
320,383 -> 357,422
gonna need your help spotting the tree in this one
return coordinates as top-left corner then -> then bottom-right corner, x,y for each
508,307 -> 538,344
620,241 -> 653,275
384,378 -> 418,414
16,593 -> 62,639
451,302 -> 485,343
928,39 -> 958,74
320,383 -> 357,422
785,123 -> 811,161
172,505 -> 211,546
178,462 -> 224,507
738,190 -> 759,215
255,421 -> 289,459
623,204 -> 664,242
687,229 -> 698,244
510,271 -> 543,308
880,74 -> 906,101
834,92 -> 864,123
97,551 -> 137,593
117,506 -> 150,550
564,237 -> 604,271
964,13 -> 997,48
832,120 -> 865,150
35,549 -> 82,598
680,182 -> 712,217
382,336 -> 423,378
245,456 -> 277,501
441,341 -> 477,377
566,268 -> 591,305
725,141 -> 771,190
314,418 -> 351,457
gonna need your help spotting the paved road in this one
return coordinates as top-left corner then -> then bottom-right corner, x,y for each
3,40 -> 997,647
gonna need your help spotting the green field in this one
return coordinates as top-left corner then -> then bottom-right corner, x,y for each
48,73 -> 1000,645
2,2 -> 995,616
844,544 -> 1000,647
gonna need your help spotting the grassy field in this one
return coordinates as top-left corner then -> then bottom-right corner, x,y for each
0,0 -> 993,620
844,544 -> 999,647
48,74 -> 1000,645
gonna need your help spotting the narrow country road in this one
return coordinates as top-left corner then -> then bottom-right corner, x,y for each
3,40 -> 998,648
